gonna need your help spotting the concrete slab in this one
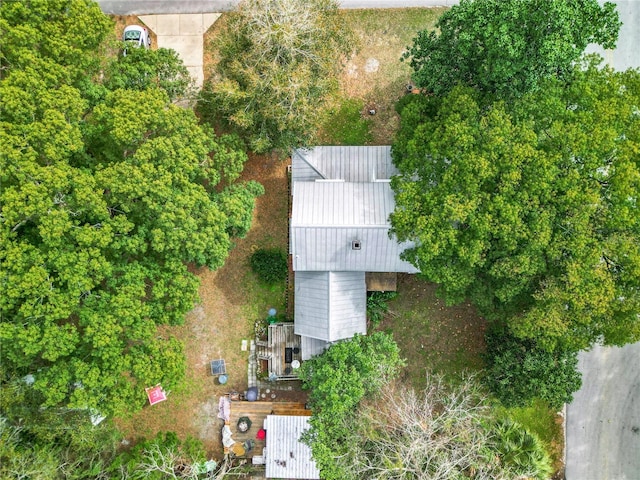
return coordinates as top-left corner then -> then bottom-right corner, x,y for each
139,13 -> 220,90
139,15 -> 157,31
185,66 -> 204,88
154,14 -> 181,36
203,13 -> 220,29
179,14 -> 211,35
158,36 -> 203,65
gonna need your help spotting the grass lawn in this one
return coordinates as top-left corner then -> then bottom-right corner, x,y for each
340,8 -> 446,143
376,275 -> 487,391
319,98 -> 373,145
375,278 -> 564,471
320,7 -> 446,144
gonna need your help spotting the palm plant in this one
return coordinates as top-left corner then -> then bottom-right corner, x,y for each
490,418 -> 553,480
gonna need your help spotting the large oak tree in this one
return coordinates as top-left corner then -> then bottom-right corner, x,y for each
1,0 -> 262,417
390,60 -> 640,352
199,0 -> 354,153
404,0 -> 620,98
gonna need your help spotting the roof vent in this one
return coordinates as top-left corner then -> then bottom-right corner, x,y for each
352,240 -> 362,250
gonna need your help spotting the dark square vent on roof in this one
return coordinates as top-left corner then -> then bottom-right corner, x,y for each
352,240 -> 361,250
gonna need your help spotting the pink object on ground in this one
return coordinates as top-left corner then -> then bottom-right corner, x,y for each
145,385 -> 168,406
218,395 -> 231,421
256,428 -> 266,440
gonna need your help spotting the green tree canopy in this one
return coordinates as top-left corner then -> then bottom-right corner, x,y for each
484,328 -> 582,409
198,0 -> 354,153
390,60 -> 640,352
0,373 -> 120,479
298,332 -> 404,479
1,0 -> 262,417
104,46 -> 193,101
0,0 -> 112,86
404,0 -> 620,98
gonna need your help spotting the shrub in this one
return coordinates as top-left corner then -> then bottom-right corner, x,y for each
483,327 -> 582,409
366,291 -> 398,328
489,419 -> 553,480
394,91 -> 423,114
298,333 -> 404,479
250,248 -> 288,284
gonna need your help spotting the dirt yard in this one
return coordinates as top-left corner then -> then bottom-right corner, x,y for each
338,8 -> 445,144
377,275 -> 487,391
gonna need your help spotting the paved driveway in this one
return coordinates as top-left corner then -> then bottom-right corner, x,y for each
138,14 -> 219,89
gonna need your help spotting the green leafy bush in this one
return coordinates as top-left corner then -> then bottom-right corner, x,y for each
484,327 -> 582,409
366,291 -> 398,328
394,91 -> 424,115
218,181 -> 265,238
250,248 -> 288,284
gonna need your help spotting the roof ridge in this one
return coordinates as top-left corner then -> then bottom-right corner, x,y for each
293,148 -> 328,179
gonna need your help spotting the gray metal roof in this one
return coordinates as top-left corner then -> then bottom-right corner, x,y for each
300,335 -> 330,361
290,181 -> 417,272
290,146 -> 418,346
264,415 -> 320,480
291,225 -> 417,272
292,181 -> 394,226
292,146 -> 398,182
294,271 -> 366,342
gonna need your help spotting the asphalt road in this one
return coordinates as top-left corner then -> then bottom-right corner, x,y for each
586,0 -> 640,71
97,0 -> 233,13
565,343 -> 640,480
97,0 -> 459,15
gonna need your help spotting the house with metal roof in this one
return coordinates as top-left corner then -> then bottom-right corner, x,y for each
264,414 -> 319,480
290,146 -> 418,360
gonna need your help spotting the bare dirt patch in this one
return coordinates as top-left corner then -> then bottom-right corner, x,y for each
202,13 -> 230,85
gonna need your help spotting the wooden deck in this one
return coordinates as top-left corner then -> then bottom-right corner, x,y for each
224,400 -> 310,459
256,323 -> 302,379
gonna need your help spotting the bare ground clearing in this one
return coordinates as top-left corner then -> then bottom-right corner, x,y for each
378,275 -> 487,391
338,8 -> 445,144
